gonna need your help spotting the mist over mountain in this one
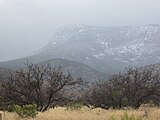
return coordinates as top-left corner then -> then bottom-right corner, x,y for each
0,24 -> 160,75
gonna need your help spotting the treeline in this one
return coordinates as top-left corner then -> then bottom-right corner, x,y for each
84,67 -> 160,109
0,63 -> 160,112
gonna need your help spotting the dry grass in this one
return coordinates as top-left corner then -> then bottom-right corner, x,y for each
1,106 -> 160,120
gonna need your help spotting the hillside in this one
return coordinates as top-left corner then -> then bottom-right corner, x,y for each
0,24 -> 160,74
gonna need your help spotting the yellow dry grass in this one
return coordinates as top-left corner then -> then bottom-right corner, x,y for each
1,106 -> 160,120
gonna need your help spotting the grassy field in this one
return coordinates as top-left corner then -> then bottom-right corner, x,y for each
1,107 -> 160,120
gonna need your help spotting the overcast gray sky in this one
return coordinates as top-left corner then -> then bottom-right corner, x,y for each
0,0 -> 160,61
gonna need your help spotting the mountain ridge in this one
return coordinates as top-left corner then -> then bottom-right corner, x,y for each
36,24 -> 160,73
0,24 -> 160,74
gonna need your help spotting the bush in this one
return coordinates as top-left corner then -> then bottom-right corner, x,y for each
110,113 -> 142,120
121,112 -> 142,120
5,105 -> 15,112
14,104 -> 38,118
110,114 -> 116,120
65,102 -> 83,111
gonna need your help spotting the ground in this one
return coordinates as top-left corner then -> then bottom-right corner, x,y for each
1,107 -> 160,120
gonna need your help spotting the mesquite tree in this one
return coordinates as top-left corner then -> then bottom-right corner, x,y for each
84,67 -> 160,109
0,63 -> 82,111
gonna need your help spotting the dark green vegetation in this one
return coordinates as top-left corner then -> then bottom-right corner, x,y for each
14,104 -> 38,118
110,112 -> 142,120
65,102 -> 84,111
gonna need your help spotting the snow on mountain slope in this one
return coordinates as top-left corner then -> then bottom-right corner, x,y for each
36,24 -> 160,73
0,24 -> 160,74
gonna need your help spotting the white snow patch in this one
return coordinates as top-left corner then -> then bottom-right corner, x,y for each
91,48 -> 96,51
52,41 -> 57,45
114,58 -> 129,63
86,57 -> 89,60
105,42 -> 109,48
93,53 -> 105,60
78,29 -> 85,33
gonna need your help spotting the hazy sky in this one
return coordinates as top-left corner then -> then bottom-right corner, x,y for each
0,0 -> 160,61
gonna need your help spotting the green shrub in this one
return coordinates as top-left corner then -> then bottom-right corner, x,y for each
110,113 -> 142,120
14,104 -> 38,118
65,102 -> 83,111
121,112 -> 142,120
6,105 -> 15,112
110,114 -> 116,120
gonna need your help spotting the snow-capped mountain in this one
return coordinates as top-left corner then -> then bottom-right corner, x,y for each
0,24 -> 160,74
37,24 -> 160,73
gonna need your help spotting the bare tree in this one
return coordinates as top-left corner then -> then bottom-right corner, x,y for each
84,66 -> 160,109
1,63 -> 82,111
